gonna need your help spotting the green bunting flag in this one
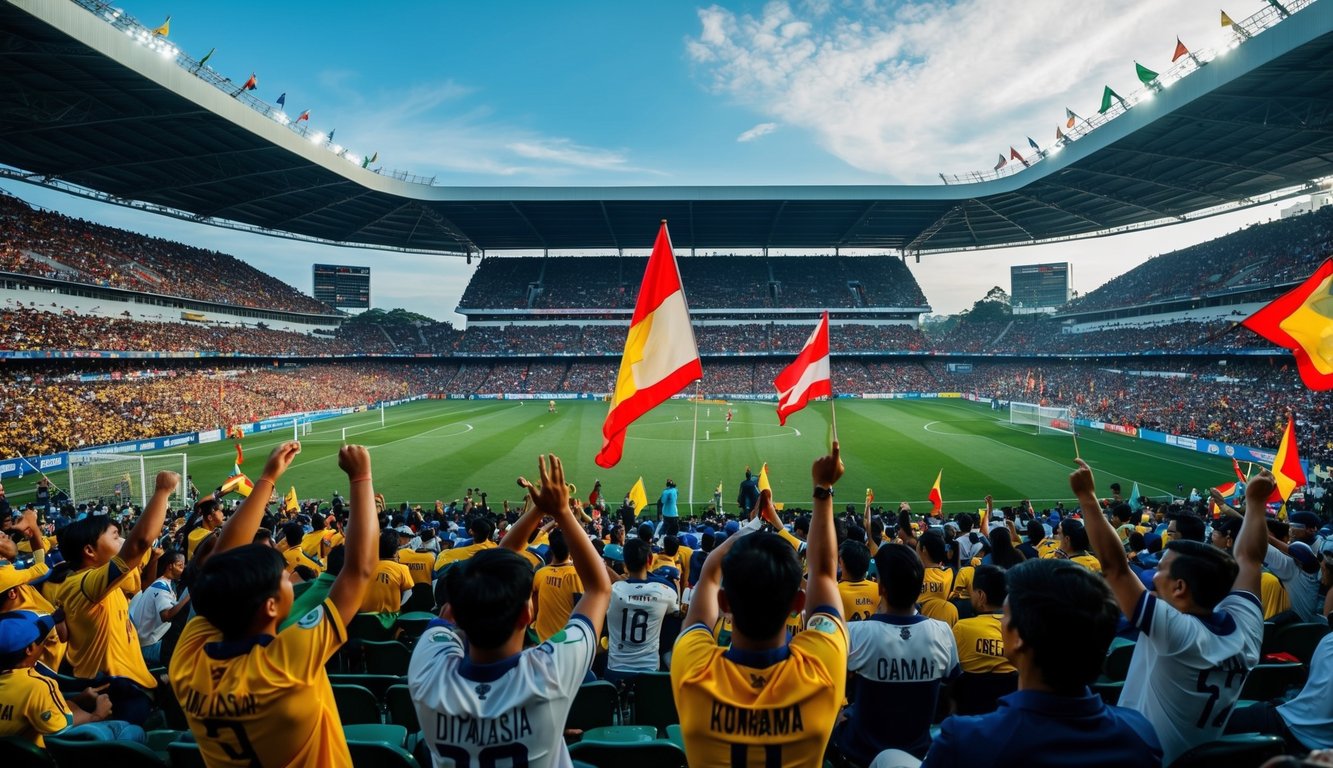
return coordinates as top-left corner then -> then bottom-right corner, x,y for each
197,47 -> 215,68
1135,62 -> 1159,85
1099,85 -> 1127,114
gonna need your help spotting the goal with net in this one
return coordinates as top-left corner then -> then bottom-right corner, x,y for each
1008,401 -> 1075,435
67,452 -> 188,509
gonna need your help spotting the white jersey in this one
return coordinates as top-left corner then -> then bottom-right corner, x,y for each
408,615 -> 596,768
1264,544 -> 1321,622
606,578 -> 678,673
127,578 -> 179,645
1277,632 -> 1333,750
1121,590 -> 1263,764
841,614 -> 960,761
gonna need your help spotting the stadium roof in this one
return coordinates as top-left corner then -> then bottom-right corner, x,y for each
3,0 -> 1333,256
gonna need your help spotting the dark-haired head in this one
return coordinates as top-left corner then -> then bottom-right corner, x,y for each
548,529 -> 570,563
1005,559 -> 1119,693
1170,513 -> 1206,543
720,532 -> 803,640
281,522 -> 303,547
444,548 -> 534,649
468,517 -> 495,544
839,540 -> 871,582
192,545 -> 290,639
1157,540 -> 1238,611
378,529 -> 399,560
971,564 -> 1006,610
623,538 -> 651,573
58,515 -> 120,571
1058,519 -> 1090,552
873,544 -> 925,611
988,528 -> 1026,569
917,531 -> 946,564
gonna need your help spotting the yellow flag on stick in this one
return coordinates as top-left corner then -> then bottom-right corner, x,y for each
757,463 -> 772,493
152,16 -> 171,36
628,477 -> 648,515
284,486 -> 299,514
1220,10 -> 1235,26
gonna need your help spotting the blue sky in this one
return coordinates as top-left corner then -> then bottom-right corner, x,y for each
3,0 -> 1294,321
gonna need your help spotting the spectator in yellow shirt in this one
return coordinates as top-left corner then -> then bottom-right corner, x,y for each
360,531 -> 413,615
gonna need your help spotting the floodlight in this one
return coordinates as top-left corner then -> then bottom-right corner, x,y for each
310,133 -> 325,144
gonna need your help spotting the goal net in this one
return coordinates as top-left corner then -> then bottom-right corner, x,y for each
1008,401 -> 1074,436
68,452 -> 188,509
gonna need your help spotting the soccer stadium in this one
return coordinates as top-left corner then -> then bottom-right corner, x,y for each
0,1 -> 1331,767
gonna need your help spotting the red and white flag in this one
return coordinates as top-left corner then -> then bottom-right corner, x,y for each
774,311 -> 831,426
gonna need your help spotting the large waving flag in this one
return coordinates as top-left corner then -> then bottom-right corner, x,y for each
1242,258 -> 1333,390
627,477 -> 648,514
757,463 -> 772,493
595,222 -> 701,467
284,486 -> 299,514
774,311 -> 831,425
1270,415 -> 1306,502
222,472 -> 254,498
928,470 -> 943,514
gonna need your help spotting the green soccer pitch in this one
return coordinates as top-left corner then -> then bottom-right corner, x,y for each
17,398 -> 1248,515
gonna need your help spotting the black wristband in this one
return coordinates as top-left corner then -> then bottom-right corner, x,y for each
813,486 -> 834,500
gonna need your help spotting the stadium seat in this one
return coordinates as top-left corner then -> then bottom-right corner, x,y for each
1166,734 -> 1284,768
0,736 -> 54,768
1101,640 -> 1135,682
329,673 -> 403,700
566,681 -> 619,732
580,725 -> 658,743
1092,680 -> 1124,706
1238,662 -> 1305,702
362,640 -> 412,675
343,723 -> 409,748
395,611 -> 439,641
951,671 -> 1018,715
333,683 -> 384,725
664,724 -> 684,749
167,740 -> 207,768
347,739 -> 421,768
403,584 -> 436,614
153,682 -> 192,731
1259,621 -> 1280,655
386,684 -> 421,731
631,672 -> 678,735
1267,622 -> 1329,666
46,734 -> 169,768
568,739 -> 687,768
348,613 -> 397,643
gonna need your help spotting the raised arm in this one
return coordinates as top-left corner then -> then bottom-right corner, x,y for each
863,488 -> 873,539
804,441 -> 845,622
217,441 -> 300,554
120,472 -> 178,567
499,492 -> 544,553
1070,458 -> 1143,618
527,455 -> 611,635
327,445 -> 378,625
1232,470 -> 1275,597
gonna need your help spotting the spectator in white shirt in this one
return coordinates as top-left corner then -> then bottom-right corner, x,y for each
127,549 -> 189,665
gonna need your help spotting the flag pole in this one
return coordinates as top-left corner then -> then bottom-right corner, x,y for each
1071,407 -> 1082,459
828,313 -> 838,447
688,379 -> 701,516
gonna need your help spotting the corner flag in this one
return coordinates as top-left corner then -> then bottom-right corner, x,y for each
595,222 -> 701,468
774,311 -> 831,425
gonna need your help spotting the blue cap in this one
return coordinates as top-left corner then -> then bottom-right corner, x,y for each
1288,511 -> 1321,529
724,520 -> 740,534
0,610 -> 60,657
681,534 -> 699,549
1288,541 -> 1318,569
603,544 -> 624,562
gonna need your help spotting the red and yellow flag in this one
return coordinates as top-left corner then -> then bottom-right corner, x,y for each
1242,258 -> 1333,390
222,473 -> 254,498
928,469 -> 943,514
1270,415 -> 1306,502
594,221 -> 701,468
235,442 -> 244,467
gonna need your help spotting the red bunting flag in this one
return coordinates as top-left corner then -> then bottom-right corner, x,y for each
928,470 -> 943,514
1172,37 -> 1191,62
296,110 -> 310,123
235,442 -> 244,467
774,311 -> 831,426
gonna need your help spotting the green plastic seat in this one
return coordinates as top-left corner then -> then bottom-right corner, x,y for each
631,672 -> 678,734
402,585 -> 436,615
348,613 -> 397,642
567,681 -> 619,732
47,734 -> 169,768
329,673 -> 403,700
1166,734 -> 1284,768
0,736 -> 54,768
664,724 -> 684,749
332,683 -> 383,725
166,740 -> 206,768
581,725 -> 658,743
347,738 -> 421,768
568,739 -> 687,768
386,684 -> 420,731
343,723 -> 409,748
1238,662 -> 1305,701
1101,641 -> 1135,682
1092,680 -> 1124,706
362,639 -> 412,676
1267,622 -> 1329,666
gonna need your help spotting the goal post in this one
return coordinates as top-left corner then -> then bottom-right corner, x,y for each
1008,401 -> 1074,436
68,452 -> 188,509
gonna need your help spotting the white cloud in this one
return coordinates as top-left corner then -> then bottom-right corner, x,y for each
737,122 -> 778,142
687,0 -> 1262,182
508,139 -> 659,174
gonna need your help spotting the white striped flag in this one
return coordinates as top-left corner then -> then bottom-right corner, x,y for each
594,221 -> 701,468
774,311 -> 831,426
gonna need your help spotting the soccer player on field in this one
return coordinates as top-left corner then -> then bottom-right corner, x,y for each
169,441 -> 378,768
672,443 -> 846,768
408,454 -> 610,768
1072,458 -> 1269,764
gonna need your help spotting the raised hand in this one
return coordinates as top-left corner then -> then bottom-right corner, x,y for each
812,441 -> 844,487
1069,458 -> 1096,498
1244,470 -> 1276,506
263,441 -> 302,480
523,454 -> 570,517
337,444 -> 371,479
154,471 -> 180,494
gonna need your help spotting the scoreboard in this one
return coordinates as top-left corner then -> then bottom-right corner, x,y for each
1010,262 -> 1070,310
312,264 -> 370,309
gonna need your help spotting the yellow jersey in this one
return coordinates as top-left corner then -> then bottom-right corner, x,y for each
45,551 -> 155,688
187,527 -> 216,560
1,564 -> 66,671
397,549 -> 436,585
532,563 -> 583,642
0,667 -> 71,747
1260,571 -> 1290,620
951,612 -> 1016,674
1037,538 -> 1060,559
920,564 -> 955,604
712,615 -> 734,647
433,540 -> 496,572
299,531 -> 330,561
677,548 -> 694,588
950,566 -> 974,601
672,610 -> 847,768
918,599 -> 958,627
784,611 -> 804,638
282,546 -> 324,575
1069,552 -> 1102,573
838,580 -> 880,622
169,599 -> 351,768
360,560 -> 414,615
